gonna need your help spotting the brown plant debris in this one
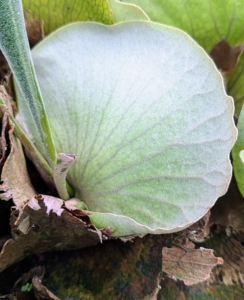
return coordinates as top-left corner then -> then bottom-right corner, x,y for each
0,195 -> 102,273
25,13 -> 45,48
164,212 -> 211,251
162,245 -> 223,285
206,227 -> 244,286
159,227 -> 244,299
32,275 -> 60,300
13,266 -> 45,291
210,177 -> 244,231
0,106 -> 11,174
0,86 -> 36,205
209,40 -> 244,74
186,211 -> 211,244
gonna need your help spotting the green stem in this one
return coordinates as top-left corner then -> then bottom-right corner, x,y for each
54,153 -> 77,200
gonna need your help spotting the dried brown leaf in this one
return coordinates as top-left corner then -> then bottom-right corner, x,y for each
162,246 -> 223,285
13,266 -> 44,291
25,13 -> 44,48
210,40 -> 244,74
32,275 -> 60,300
1,118 -> 36,205
0,195 -> 102,272
187,211 -> 211,243
0,108 -> 10,172
0,86 -> 36,205
100,226 -> 114,237
165,212 -> 211,251
0,87 -> 14,174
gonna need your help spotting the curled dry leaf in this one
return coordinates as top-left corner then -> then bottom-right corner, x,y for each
0,107 -> 10,173
162,246 -> 223,286
1,123 -> 36,205
186,211 -> 211,244
0,195 -> 102,272
165,212 -> 211,250
0,86 -> 16,172
209,40 -> 244,74
13,266 -> 44,291
0,86 -> 36,206
25,13 -> 44,48
32,275 -> 60,300
209,40 -> 244,84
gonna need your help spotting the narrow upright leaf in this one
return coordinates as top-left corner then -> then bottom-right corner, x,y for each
0,0 -> 56,167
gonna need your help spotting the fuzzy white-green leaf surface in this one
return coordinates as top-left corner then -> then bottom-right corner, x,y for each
15,22 -> 236,237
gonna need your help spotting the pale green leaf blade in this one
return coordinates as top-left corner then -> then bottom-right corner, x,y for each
16,22 -> 236,236
122,0 -> 244,51
107,0 -> 149,22
23,0 -> 114,34
122,0 -> 244,115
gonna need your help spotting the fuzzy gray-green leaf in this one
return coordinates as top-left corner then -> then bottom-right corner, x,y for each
15,22 -> 236,236
0,0 -> 56,167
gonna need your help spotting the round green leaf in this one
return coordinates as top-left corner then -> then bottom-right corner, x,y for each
23,0 -> 114,33
107,0 -> 149,22
122,0 -> 244,52
15,22 -> 236,237
122,0 -> 244,116
23,0 -> 148,36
